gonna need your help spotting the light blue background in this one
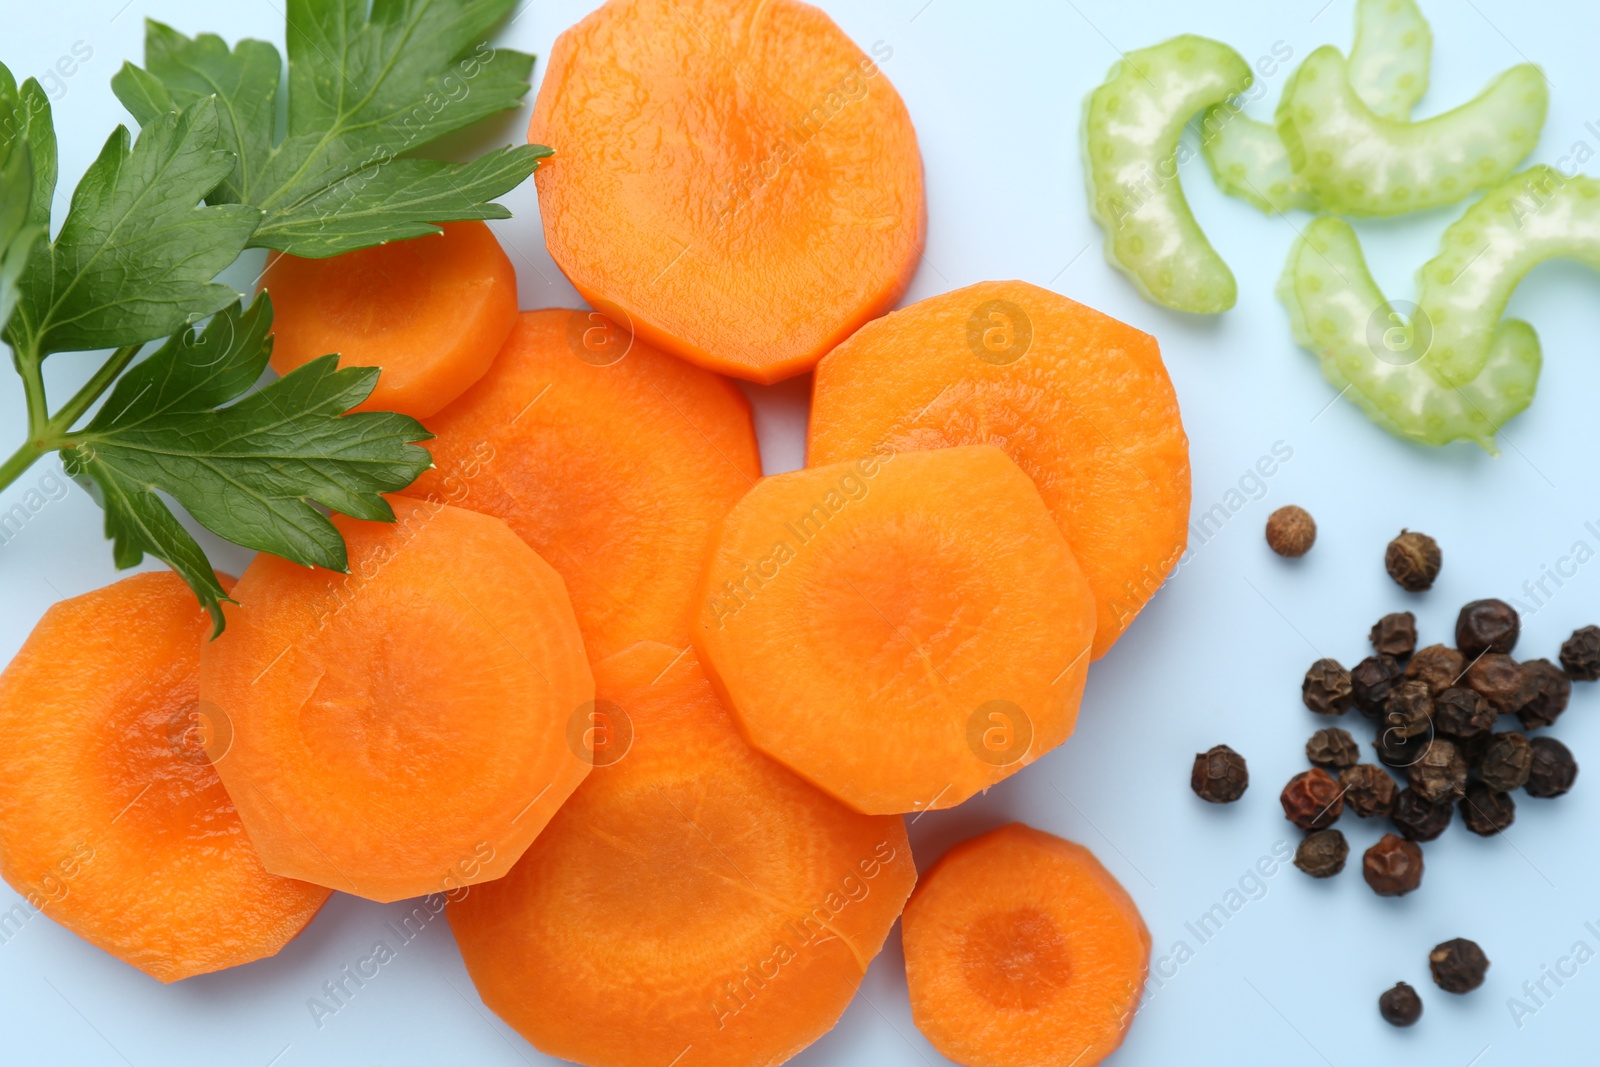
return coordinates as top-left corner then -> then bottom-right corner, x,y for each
3,1 -> 1599,1064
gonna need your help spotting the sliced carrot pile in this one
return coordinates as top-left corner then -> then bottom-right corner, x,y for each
450,641 -> 916,1067
808,280 -> 1190,658
407,308 -> 760,661
528,0 -> 925,383
693,444 -> 1097,815
198,498 -> 592,903
261,220 -> 517,418
902,823 -> 1151,1067
0,571 -> 329,982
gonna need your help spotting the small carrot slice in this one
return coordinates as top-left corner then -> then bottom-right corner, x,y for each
694,445 -> 1096,815
199,498 -> 592,903
407,308 -> 761,661
261,220 -> 517,417
0,571 -> 329,982
450,641 -> 916,1067
808,280 -> 1190,659
529,0 -> 925,383
902,823 -> 1151,1067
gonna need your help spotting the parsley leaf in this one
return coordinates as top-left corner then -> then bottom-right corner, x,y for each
113,0 -> 549,258
61,294 -> 433,634
0,67 -> 44,334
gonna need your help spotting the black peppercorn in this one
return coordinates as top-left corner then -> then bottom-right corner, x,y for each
1379,982 -> 1423,1027
1465,653 -> 1524,715
1456,599 -> 1520,657
1429,939 -> 1490,994
1408,738 -> 1468,803
1560,625 -> 1600,682
1370,612 -> 1418,659
1302,658 -> 1353,716
1267,505 -> 1317,557
1191,745 -> 1249,803
1306,727 -> 1360,769
1526,737 -> 1578,798
1460,781 -> 1516,835
1384,680 -> 1434,740
1434,686 -> 1494,741
1516,659 -> 1572,729
1386,530 -> 1442,592
1351,655 -> 1405,718
1406,644 -> 1466,695
1373,729 -> 1428,769
1364,833 -> 1424,896
1294,829 -> 1348,878
1341,763 -> 1398,818
1479,732 -> 1533,793
1392,787 -> 1453,841
1454,730 -> 1491,770
1281,768 -> 1344,830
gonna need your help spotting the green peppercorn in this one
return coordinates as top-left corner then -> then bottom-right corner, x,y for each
1430,939 -> 1490,993
1379,982 -> 1423,1026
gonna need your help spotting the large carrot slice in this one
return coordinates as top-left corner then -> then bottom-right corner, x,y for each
808,280 -> 1190,659
198,498 -> 592,903
261,220 -> 517,417
450,641 -> 916,1067
694,445 -> 1096,815
529,0 -> 925,383
902,823 -> 1151,1067
0,571 -> 329,982
407,309 -> 760,661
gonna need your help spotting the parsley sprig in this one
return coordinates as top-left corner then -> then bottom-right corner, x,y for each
0,0 -> 550,633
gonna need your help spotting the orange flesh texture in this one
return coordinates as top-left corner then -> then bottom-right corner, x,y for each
808,280 -> 1190,659
693,444 -> 1097,816
529,0 -> 926,384
449,641 -> 916,1067
0,571 -> 329,982
902,823 -> 1151,1067
198,499 -> 593,903
407,308 -> 761,662
261,220 -> 518,418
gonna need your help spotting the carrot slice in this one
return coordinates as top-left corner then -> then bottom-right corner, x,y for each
261,220 -> 517,417
529,0 -> 925,383
808,280 -> 1190,659
0,571 -> 329,982
450,641 -> 916,1067
693,445 -> 1096,815
198,498 -> 592,903
902,823 -> 1151,1067
407,308 -> 760,661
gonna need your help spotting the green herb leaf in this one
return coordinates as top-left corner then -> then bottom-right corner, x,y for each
0,65 -> 44,334
61,294 -> 433,634
115,0 -> 548,259
4,96 -> 259,360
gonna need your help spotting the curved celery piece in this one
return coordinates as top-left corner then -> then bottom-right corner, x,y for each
1278,217 -> 1540,452
1421,166 -> 1600,387
1203,0 -> 1432,214
1276,47 -> 1547,217
1083,36 -> 1252,313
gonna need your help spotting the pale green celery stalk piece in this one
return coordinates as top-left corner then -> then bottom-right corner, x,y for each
1421,166 -> 1600,387
1276,47 -> 1547,217
1084,35 -> 1251,314
1203,0 -> 1432,214
1278,216 -> 1540,452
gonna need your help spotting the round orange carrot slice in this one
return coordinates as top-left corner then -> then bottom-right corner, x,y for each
693,444 -> 1096,815
808,280 -> 1190,659
0,571 -> 329,982
407,308 -> 760,662
529,0 -> 925,383
261,220 -> 517,417
450,641 -> 916,1067
199,499 -> 592,903
902,823 -> 1151,1067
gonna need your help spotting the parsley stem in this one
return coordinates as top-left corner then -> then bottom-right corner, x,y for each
0,342 -> 141,494
50,343 -> 141,435
0,439 -> 45,493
